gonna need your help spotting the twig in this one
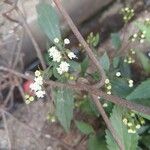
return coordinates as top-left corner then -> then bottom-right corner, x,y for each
92,95 -> 124,150
53,0 -> 106,88
0,66 -> 150,115
1,110 -> 12,150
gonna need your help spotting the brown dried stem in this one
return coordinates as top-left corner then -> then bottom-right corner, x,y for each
1,66 -> 150,116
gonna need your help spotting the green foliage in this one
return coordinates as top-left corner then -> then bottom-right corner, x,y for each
54,88 -> 74,131
135,21 -> 150,41
88,135 -> 107,150
112,57 -> 120,68
127,79 -> 150,100
111,33 -> 121,50
75,121 -> 94,135
81,56 -> 89,76
135,49 -> 150,73
100,52 -> 110,72
36,2 -> 61,43
119,59 -> 131,78
87,32 -> 100,47
111,78 -> 133,98
106,106 -> 139,150
80,97 -> 99,116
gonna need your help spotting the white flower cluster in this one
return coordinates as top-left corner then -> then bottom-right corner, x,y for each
48,46 -> 62,62
48,38 -> 77,75
57,61 -> 70,75
30,70 -> 45,98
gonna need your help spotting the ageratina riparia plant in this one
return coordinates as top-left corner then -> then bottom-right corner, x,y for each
22,1 -> 150,149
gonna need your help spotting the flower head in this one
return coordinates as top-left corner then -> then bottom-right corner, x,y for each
54,38 -> 59,43
57,61 -> 70,75
64,38 -> 70,45
68,52 -> 77,59
48,46 -> 62,62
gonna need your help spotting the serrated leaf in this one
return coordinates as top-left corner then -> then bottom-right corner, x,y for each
111,78 -> 133,98
88,135 -> 107,150
106,106 -> 139,150
113,57 -> 120,68
75,121 -> 94,135
36,2 -> 61,43
135,49 -> 150,73
100,52 -> 110,71
54,88 -> 74,131
126,79 -> 150,100
69,60 -> 81,73
81,56 -> 89,76
111,33 -> 121,50
119,59 -> 131,78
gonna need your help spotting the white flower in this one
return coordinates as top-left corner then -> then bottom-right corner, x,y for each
30,82 -> 42,92
68,52 -> 77,59
123,118 -> 128,125
107,91 -> 111,95
140,39 -> 144,43
35,90 -> 46,98
116,72 -> 121,77
29,70 -> 45,98
105,79 -> 110,84
64,38 -> 70,44
54,38 -> 59,43
136,124 -> 141,129
35,70 -> 41,77
48,46 -> 62,62
57,61 -> 70,75
128,129 -> 136,134
34,76 -> 43,85
103,103 -> 108,107
107,85 -> 112,90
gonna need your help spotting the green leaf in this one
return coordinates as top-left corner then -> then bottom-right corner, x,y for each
93,33 -> 100,47
42,66 -> 52,80
126,79 -> 150,100
111,78 -> 133,98
81,56 -> 89,76
69,61 -> 81,73
140,135 -> 150,149
75,121 -> 94,135
135,22 -> 150,41
36,2 -> 61,43
54,88 -> 74,131
135,49 -> 150,73
113,57 -> 120,68
111,33 -> 121,50
119,59 -> 131,78
88,135 -> 107,150
80,97 -> 99,116
100,52 -> 110,71
106,106 -> 139,150
136,112 -> 150,121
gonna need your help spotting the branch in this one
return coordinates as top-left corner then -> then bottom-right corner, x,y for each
0,66 -> 150,115
92,95 -> 124,150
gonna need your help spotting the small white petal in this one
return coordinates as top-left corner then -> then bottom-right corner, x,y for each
64,38 -> 70,44
116,72 -> 121,77
68,52 -> 77,59
54,38 -> 59,43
